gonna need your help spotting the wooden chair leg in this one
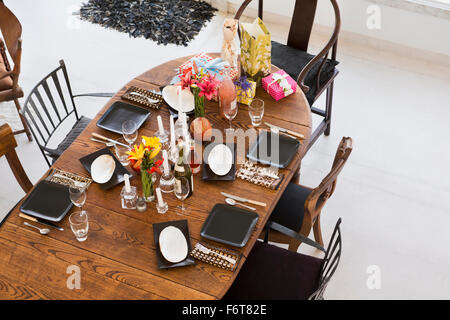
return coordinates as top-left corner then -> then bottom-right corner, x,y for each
324,82 -> 334,136
13,98 -> 33,142
5,149 -> 33,193
313,215 -> 324,247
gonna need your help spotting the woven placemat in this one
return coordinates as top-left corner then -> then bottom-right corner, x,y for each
122,86 -> 164,109
236,160 -> 285,190
191,242 -> 241,272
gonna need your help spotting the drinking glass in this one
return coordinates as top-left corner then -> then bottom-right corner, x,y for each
223,102 -> 238,131
122,120 -> 138,145
69,210 -> 89,242
175,177 -> 190,215
249,98 -> 264,127
114,137 -> 131,166
69,186 -> 86,211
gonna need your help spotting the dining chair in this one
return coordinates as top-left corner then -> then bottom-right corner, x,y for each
235,0 -> 341,151
21,60 -> 114,166
0,1 -> 32,141
0,123 -> 32,193
265,137 -> 352,252
224,218 -> 342,300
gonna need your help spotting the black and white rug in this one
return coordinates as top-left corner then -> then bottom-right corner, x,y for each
79,0 -> 217,46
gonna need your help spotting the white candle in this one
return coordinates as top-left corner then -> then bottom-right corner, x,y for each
169,114 -> 175,146
157,115 -> 165,135
162,149 -> 170,175
156,187 -> 164,207
124,174 -> 131,193
178,86 -> 182,111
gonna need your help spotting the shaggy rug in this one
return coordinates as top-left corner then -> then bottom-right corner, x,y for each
79,0 -> 217,46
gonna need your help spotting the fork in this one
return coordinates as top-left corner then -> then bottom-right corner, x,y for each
195,243 -> 236,265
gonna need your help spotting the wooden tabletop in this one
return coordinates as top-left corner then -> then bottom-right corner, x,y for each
0,53 -> 311,300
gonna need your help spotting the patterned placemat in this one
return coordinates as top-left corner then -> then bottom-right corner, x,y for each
121,86 -> 164,109
236,160 -> 285,190
190,242 -> 241,272
46,168 -> 92,190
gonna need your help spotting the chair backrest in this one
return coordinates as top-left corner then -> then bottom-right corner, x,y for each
310,217 -> 342,300
21,60 -> 79,165
0,1 -> 22,87
0,123 -> 32,193
304,137 -> 352,219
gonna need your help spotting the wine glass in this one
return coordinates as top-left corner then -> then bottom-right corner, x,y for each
223,101 -> 238,131
122,120 -> 138,146
174,177 -> 190,215
69,186 -> 86,211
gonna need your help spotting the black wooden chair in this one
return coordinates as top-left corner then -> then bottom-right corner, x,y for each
21,60 -> 113,166
235,0 -> 341,151
224,218 -> 342,300
265,137 -> 352,252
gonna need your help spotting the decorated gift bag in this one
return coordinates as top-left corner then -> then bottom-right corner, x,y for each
234,76 -> 256,105
239,18 -> 271,86
262,70 -> 297,101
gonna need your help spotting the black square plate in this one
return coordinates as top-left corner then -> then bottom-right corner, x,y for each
202,143 -> 236,181
247,131 -> 300,168
153,220 -> 195,269
79,147 -> 132,190
20,180 -> 73,222
96,101 -> 151,134
200,204 -> 259,248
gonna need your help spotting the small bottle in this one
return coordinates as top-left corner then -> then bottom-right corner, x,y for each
174,111 -> 190,143
189,139 -> 201,175
155,187 -> 168,214
159,150 -> 175,193
174,141 -> 194,198
168,114 -> 178,165
121,174 -> 137,209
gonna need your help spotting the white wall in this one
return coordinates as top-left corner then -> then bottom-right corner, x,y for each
225,0 -> 450,56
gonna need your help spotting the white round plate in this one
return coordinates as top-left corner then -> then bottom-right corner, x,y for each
159,226 -> 188,263
207,144 -> 233,176
162,85 -> 195,113
91,154 -> 116,184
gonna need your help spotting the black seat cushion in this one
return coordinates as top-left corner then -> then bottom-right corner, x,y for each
223,241 -> 323,300
48,116 -> 91,162
271,41 -> 339,105
269,182 -> 312,233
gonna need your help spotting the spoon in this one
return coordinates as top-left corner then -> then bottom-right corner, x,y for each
24,222 -> 50,235
129,92 -> 160,104
90,138 -> 114,147
225,198 -> 256,211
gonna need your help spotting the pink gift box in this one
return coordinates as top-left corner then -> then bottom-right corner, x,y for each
262,70 -> 297,101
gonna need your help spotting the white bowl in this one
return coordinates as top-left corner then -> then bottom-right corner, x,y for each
91,154 -> 116,184
162,85 -> 195,113
159,226 -> 188,263
208,144 -> 233,176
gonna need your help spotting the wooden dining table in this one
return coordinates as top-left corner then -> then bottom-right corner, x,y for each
0,53 -> 311,300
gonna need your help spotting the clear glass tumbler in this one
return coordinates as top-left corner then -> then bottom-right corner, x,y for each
69,211 -> 89,242
114,137 -> 131,166
249,98 -> 264,127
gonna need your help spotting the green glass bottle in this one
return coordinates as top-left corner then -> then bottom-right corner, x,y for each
173,141 -> 193,198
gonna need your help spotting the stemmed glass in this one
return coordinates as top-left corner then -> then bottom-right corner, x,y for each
122,120 -> 138,146
69,186 -> 86,211
175,177 -> 190,215
223,102 -> 238,131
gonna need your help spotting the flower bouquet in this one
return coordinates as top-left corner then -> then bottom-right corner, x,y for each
127,136 -> 163,202
176,61 -> 220,118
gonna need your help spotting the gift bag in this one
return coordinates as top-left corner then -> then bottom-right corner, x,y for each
240,18 -> 271,86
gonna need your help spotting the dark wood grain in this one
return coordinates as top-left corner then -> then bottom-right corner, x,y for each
0,53 -> 311,299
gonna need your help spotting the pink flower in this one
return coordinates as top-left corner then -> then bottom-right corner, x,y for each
197,75 -> 220,101
177,70 -> 196,90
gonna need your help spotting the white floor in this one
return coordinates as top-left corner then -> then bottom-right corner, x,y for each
1,0 -> 449,300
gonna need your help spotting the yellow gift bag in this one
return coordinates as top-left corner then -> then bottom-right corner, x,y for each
240,18 -> 271,85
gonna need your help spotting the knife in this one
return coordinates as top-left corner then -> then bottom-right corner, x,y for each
19,213 -> 64,231
92,132 -> 130,148
264,122 -> 305,139
221,192 -> 267,207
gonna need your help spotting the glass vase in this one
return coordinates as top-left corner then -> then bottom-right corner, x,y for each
192,86 -> 205,118
141,168 -> 155,202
